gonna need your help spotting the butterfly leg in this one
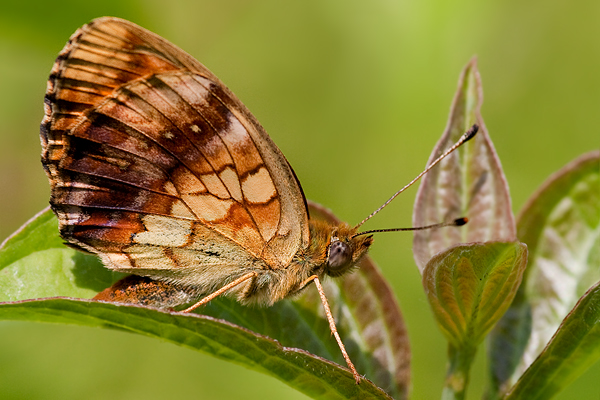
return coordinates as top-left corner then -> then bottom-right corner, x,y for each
304,275 -> 361,384
181,271 -> 258,313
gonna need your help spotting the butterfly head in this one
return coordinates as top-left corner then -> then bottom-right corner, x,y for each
324,225 -> 373,278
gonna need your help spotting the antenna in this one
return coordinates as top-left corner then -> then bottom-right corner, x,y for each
355,124 -> 478,229
353,217 -> 467,238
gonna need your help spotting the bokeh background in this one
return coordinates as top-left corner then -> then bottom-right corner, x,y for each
0,1 -> 598,399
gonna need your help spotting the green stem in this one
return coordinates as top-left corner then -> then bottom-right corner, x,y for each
442,343 -> 477,400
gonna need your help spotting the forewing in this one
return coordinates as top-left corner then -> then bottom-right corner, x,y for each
41,17 -> 309,274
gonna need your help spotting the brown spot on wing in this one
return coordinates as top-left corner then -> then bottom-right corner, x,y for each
41,17 -> 309,273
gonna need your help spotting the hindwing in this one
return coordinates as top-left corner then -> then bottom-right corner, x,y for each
41,17 -> 309,279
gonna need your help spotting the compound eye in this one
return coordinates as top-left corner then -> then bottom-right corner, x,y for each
328,239 -> 352,270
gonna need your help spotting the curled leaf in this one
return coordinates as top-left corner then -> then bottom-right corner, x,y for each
413,58 -> 516,273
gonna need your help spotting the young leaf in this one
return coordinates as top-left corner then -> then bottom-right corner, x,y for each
0,201 -> 409,400
422,242 -> 528,348
504,280 -> 600,400
413,58 -> 516,273
423,242 -> 527,400
488,150 -> 600,396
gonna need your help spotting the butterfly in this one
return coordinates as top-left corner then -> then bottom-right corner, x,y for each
41,17 -> 476,384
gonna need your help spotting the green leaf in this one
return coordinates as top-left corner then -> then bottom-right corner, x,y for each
423,242 -> 528,347
504,280 -> 600,400
0,298 -> 391,400
413,58 -> 516,273
488,150 -> 600,397
0,206 -> 64,267
0,208 -> 124,301
0,201 -> 410,399
412,59 -> 522,400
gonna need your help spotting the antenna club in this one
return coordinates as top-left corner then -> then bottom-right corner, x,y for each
355,125 -> 477,229
455,217 -> 468,226
464,124 -> 479,141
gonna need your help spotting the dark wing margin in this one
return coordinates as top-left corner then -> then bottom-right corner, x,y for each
41,17 -> 309,269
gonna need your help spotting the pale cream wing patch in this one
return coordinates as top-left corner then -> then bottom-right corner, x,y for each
101,214 -> 264,293
41,17 -> 310,275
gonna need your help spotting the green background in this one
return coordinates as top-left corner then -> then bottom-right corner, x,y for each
0,1 -> 598,399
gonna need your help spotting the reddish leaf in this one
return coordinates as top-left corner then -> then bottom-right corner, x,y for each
413,58 -> 516,273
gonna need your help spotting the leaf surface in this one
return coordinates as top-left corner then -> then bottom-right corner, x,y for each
0,201 -> 410,399
413,58 -> 515,273
0,297 -> 390,400
504,281 -> 600,400
423,241 -> 527,347
488,150 -> 600,397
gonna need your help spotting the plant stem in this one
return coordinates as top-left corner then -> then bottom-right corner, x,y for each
442,343 -> 477,400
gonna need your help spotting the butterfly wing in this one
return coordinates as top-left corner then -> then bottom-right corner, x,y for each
41,17 -> 309,288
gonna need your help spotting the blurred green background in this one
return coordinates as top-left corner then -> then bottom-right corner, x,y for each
0,0 -> 598,399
